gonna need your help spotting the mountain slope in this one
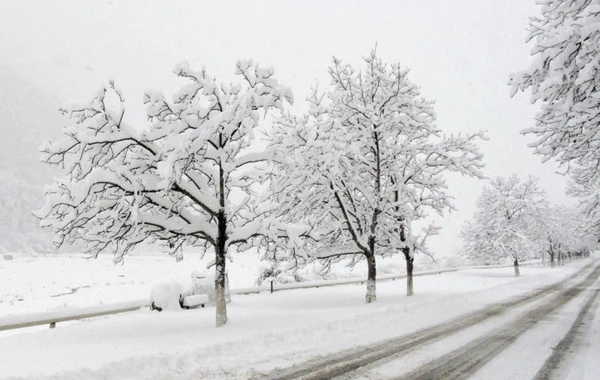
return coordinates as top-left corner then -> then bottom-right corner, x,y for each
0,65 -> 63,253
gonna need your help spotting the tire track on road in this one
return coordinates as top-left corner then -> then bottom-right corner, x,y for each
397,265 -> 600,380
533,287 -> 600,379
259,262 -> 598,380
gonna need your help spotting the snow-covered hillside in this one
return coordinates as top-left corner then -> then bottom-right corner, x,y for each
0,66 -> 62,253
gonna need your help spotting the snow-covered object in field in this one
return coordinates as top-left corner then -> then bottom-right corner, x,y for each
181,294 -> 209,309
191,271 -> 231,305
461,175 -> 548,275
270,48 -> 485,300
36,61 -> 292,327
150,282 -> 183,311
510,0 -> 600,229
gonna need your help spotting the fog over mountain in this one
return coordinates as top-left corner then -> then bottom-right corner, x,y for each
0,0 -> 574,258
0,66 -> 62,253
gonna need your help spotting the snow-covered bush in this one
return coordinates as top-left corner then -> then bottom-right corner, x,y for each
255,260 -> 302,286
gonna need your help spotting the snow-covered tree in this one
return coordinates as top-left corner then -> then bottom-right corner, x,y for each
569,178 -> 600,243
510,0 -> 600,236
541,205 -> 575,266
461,175 -> 549,275
36,62 -> 292,327
271,49 -> 485,300
547,203 -> 598,263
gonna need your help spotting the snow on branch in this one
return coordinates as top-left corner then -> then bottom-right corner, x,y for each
510,0 -> 600,225
268,48 -> 486,281
460,175 -> 551,265
38,61 -> 293,263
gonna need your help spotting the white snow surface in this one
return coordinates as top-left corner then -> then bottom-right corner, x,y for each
0,253 -> 236,317
0,256 -> 598,379
0,251 -> 439,318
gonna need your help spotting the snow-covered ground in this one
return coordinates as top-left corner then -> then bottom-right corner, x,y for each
0,251 -> 438,317
0,252 -> 261,317
0,255 -> 596,379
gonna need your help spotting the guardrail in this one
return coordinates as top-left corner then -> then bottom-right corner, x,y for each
251,261 -> 542,294
0,298 -> 149,332
0,260 -> 544,332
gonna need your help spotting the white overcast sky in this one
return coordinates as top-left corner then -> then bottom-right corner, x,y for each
0,0 -> 570,257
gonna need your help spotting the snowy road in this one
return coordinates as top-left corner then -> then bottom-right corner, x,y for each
260,262 -> 600,380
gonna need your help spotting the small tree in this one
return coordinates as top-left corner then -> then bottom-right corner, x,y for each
461,175 -> 548,276
397,223 -> 440,295
36,61 -> 292,327
510,0 -> 600,235
271,49 -> 485,301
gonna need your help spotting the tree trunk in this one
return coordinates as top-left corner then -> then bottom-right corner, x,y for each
215,210 -> 228,327
215,145 -> 228,327
513,257 -> 520,277
398,218 -> 414,296
404,248 -> 414,296
549,252 -> 555,268
215,254 -> 228,327
365,246 -> 377,303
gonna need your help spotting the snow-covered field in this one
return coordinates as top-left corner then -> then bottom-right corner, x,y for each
0,251 -> 438,318
0,254 -> 596,379
0,252 -> 262,317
